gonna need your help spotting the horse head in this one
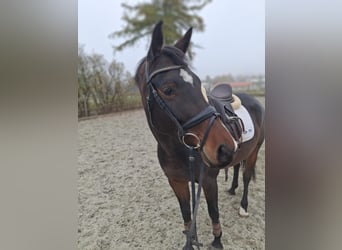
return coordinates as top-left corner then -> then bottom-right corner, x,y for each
136,21 -> 238,168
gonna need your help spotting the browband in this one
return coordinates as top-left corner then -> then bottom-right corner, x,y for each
146,65 -> 184,84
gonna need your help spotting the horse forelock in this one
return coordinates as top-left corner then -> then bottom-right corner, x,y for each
135,45 -> 190,90
135,45 -> 188,77
161,46 -> 188,66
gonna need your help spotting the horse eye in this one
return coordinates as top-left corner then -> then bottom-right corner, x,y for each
163,87 -> 174,96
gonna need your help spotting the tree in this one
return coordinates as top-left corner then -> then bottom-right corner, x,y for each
108,60 -> 125,110
109,0 -> 212,59
78,45 -> 92,117
78,47 -> 140,116
87,53 -> 111,113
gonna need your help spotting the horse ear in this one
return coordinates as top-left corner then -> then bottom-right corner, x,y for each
174,27 -> 193,53
147,20 -> 163,61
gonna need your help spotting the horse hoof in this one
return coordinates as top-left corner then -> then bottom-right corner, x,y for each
239,206 -> 249,217
227,188 -> 236,195
210,232 -> 223,249
182,245 -> 194,250
211,239 -> 223,249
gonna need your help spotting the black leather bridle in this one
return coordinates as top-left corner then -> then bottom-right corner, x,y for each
145,62 -> 220,151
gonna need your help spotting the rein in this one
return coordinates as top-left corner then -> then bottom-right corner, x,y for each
186,146 -> 204,249
145,61 -> 218,249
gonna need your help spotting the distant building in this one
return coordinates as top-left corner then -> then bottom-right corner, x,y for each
251,77 -> 265,89
229,82 -> 253,91
203,77 -> 265,92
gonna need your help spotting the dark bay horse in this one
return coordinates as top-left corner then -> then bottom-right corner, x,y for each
135,21 -> 265,249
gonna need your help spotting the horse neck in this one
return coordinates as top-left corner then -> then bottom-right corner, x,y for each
156,133 -> 188,159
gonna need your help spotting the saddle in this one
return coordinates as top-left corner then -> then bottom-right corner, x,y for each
208,83 -> 245,142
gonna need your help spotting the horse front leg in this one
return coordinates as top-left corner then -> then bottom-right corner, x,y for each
203,176 -> 223,249
168,179 -> 194,250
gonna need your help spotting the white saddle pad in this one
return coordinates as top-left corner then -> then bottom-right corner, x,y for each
233,105 -> 255,142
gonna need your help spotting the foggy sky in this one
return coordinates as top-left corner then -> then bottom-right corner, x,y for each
78,0 -> 265,78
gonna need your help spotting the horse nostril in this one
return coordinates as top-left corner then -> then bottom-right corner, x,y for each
217,144 -> 233,165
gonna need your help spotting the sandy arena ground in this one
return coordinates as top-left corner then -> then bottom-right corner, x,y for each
78,97 -> 265,250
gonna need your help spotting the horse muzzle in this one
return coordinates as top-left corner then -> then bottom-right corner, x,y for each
217,144 -> 234,166
201,144 -> 235,169
187,115 -> 238,169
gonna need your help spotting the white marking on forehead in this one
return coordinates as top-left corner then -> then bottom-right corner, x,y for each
179,69 -> 194,86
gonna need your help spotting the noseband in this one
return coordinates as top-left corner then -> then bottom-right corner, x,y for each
145,62 -> 220,150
